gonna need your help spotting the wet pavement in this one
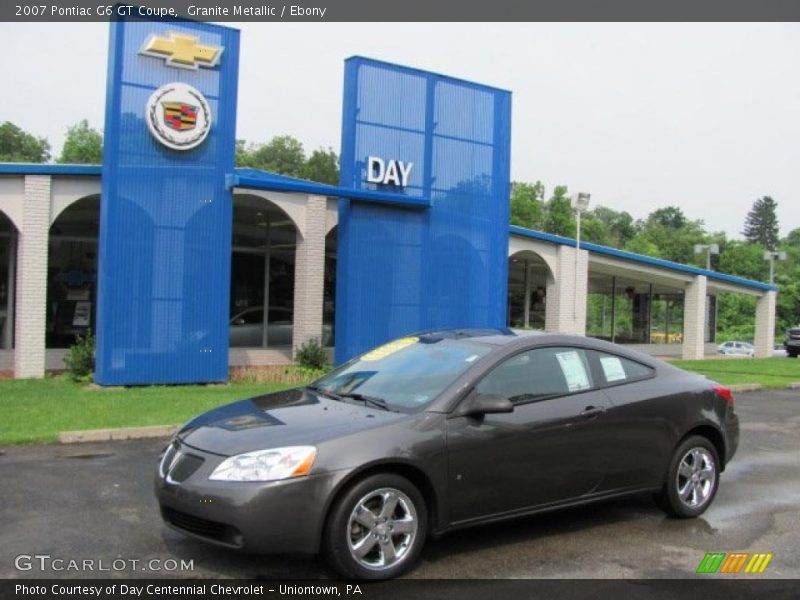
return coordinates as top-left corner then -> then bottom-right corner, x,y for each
1,389 -> 798,579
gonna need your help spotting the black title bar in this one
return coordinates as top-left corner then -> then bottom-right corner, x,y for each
4,0 -> 800,22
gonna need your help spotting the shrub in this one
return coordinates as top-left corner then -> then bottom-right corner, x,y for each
64,329 -> 95,382
295,337 -> 328,370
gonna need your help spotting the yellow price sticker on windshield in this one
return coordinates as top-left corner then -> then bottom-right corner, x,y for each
361,336 -> 419,361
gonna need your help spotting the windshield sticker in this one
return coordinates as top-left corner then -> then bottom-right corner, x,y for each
360,336 -> 419,362
600,356 -> 627,382
555,351 -> 591,392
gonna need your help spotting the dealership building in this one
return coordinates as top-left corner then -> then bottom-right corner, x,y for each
0,20 -> 778,382
0,163 -> 777,379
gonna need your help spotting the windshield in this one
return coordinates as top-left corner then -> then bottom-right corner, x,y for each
311,335 -> 493,411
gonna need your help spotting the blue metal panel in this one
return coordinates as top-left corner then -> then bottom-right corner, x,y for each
509,225 -> 777,292
336,57 -> 512,363
95,19 -> 239,385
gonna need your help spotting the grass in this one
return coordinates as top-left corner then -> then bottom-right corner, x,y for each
0,366 -> 327,446
669,357 -> 800,388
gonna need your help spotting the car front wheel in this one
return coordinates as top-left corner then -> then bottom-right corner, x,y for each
322,473 -> 427,579
655,435 -> 720,518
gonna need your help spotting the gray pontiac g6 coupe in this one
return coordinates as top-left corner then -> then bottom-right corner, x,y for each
155,329 -> 739,579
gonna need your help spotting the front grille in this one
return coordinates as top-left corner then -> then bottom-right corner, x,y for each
160,440 -> 204,483
168,453 -> 204,483
161,507 -> 243,547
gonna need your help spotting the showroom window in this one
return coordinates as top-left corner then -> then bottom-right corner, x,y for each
46,196 -> 99,349
0,212 -> 16,350
230,195 -> 297,348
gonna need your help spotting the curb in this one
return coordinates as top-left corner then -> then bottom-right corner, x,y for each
728,384 -> 763,393
58,424 -> 177,444
787,382 -> 800,390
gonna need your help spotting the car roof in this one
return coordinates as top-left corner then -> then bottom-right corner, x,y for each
411,328 -> 662,364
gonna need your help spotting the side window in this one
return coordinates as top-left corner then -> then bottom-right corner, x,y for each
596,352 -> 654,385
476,347 -> 594,404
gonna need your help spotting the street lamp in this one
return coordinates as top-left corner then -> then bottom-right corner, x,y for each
694,243 -> 719,270
571,193 -> 591,320
763,250 -> 787,285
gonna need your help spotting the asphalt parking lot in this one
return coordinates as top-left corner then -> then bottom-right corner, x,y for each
1,389 -> 798,579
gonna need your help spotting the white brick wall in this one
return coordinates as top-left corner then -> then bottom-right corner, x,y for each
292,194 -> 327,357
545,245 -> 588,335
14,175 -> 50,378
753,290 -> 776,358
682,275 -> 707,360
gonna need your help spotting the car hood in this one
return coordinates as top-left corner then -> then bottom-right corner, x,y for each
177,387 -> 407,456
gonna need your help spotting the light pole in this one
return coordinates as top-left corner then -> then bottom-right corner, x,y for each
571,193 -> 591,321
694,243 -> 719,270
763,250 -> 787,285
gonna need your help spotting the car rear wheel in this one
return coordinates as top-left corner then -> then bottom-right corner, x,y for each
655,435 -> 720,518
322,473 -> 427,579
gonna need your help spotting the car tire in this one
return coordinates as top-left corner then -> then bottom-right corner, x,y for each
788,351 -> 798,358
655,435 -> 720,519
322,473 -> 427,580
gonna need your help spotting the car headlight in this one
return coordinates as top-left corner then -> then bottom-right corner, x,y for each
208,446 -> 317,482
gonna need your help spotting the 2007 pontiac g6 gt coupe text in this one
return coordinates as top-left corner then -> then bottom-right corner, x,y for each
155,329 -> 739,579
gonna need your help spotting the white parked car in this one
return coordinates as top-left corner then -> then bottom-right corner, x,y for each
717,341 -> 754,357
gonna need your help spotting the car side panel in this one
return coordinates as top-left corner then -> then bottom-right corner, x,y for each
598,370 -> 728,492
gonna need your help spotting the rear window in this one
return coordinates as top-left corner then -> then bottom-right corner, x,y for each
595,352 -> 654,385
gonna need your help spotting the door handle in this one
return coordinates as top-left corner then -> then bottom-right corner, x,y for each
580,405 -> 606,419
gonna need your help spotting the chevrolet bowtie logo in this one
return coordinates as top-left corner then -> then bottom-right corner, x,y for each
139,32 -> 223,71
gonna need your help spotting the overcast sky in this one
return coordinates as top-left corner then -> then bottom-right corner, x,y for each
1,22 -> 798,237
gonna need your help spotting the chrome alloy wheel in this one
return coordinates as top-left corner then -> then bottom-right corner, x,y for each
676,447 -> 716,508
347,487 -> 418,571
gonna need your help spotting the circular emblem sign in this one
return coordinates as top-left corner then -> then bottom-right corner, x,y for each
145,82 -> 211,151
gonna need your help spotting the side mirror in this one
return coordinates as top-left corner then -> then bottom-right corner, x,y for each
457,391 -> 514,418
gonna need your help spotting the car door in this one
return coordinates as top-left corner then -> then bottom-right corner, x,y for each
445,346 -> 614,525
588,350 -> 667,492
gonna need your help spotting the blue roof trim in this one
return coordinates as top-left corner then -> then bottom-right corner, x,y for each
509,225 -> 777,292
0,163 -> 102,176
231,168 -> 432,209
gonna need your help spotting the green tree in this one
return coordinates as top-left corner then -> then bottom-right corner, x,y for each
299,147 -> 339,185
57,119 -> 103,164
623,236 -> 662,258
630,206 -> 709,264
783,227 -> 800,249
542,185 -> 575,238
591,206 -> 636,247
509,181 -> 545,230
0,121 -> 50,162
647,206 -> 687,230
579,213 -> 613,245
743,196 -> 780,250
237,135 -> 306,177
717,241 -> 766,281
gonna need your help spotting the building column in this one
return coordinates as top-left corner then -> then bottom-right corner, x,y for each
753,290 -> 776,358
544,245 -> 588,335
292,195 -> 327,358
682,275 -> 707,360
14,175 -> 51,378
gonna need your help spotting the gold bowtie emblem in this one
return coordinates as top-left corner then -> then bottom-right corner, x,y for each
139,32 -> 223,70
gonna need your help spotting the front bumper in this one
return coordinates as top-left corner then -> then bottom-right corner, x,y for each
154,439 -> 349,555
